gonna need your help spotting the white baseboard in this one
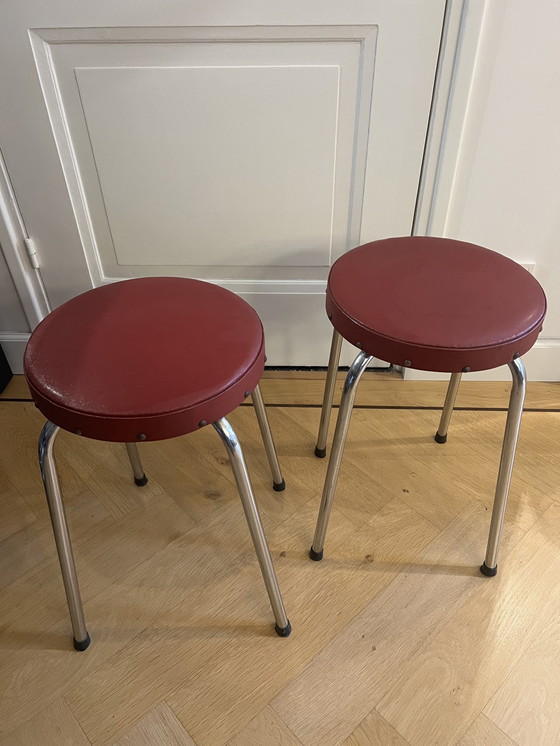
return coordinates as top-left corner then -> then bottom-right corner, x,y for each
0,333 -> 29,374
3,334 -> 559,381
404,340 -> 560,381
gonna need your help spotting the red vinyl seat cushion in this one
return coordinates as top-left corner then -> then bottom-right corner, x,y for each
326,237 -> 546,372
24,277 -> 264,441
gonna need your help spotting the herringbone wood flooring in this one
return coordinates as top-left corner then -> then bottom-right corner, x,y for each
1,374 -> 559,745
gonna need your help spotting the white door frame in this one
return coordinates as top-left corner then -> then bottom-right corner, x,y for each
0,0 -> 488,346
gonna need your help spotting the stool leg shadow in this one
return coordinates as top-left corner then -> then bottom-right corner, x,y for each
125,442 -> 148,486
310,349 -> 372,561
315,329 -> 343,459
213,417 -> 291,637
39,421 -> 91,651
251,384 -> 285,491
434,372 -> 462,443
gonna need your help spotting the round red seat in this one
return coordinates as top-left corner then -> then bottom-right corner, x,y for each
24,277 -> 265,442
327,236 -> 546,372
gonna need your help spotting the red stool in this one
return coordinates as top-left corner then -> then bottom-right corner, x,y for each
310,237 -> 546,575
24,277 -> 291,650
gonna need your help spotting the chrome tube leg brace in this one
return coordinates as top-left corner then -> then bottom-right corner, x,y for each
481,357 -> 527,576
213,417 -> 291,636
310,350 -> 372,560
125,442 -> 148,486
39,421 -> 90,650
435,372 -> 462,443
251,384 -> 285,491
315,329 -> 343,458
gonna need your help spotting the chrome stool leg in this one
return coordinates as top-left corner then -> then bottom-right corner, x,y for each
481,357 -> 526,576
315,329 -> 343,458
251,384 -> 285,491
125,442 -> 148,486
310,350 -> 372,560
435,372 -> 462,443
213,417 -> 291,636
39,421 -> 90,650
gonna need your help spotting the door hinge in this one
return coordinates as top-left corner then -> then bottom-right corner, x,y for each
23,238 -> 40,270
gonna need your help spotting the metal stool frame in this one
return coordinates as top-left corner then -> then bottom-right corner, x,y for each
39,383 -> 290,650
310,329 -> 527,576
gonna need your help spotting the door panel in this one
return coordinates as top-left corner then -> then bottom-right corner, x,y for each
0,2 -> 445,365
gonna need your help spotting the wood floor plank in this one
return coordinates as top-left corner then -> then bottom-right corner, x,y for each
165,499 -> 438,746
71,494 -> 436,745
0,404 -> 87,517
0,375 -> 30,400
483,601 -> 560,745
259,375 -> 560,410
63,502 -> 280,744
457,714 -> 518,745
1,382 -> 558,744
0,698 -> 91,745
0,492 -> 197,732
458,410 -> 560,505
0,485 -> 36,542
112,701 -> 196,746
271,501 -> 524,746
342,709 -> 410,746
388,409 -> 557,533
0,488 -> 113,596
226,706 -> 304,746
280,407 -> 397,518
272,374 -> 556,408
375,504 -> 560,745
138,434 -> 240,524
57,432 -> 164,519
0,490 -> 193,636
6,373 -> 560,409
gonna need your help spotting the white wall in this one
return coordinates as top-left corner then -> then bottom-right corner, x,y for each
0,247 -> 28,332
435,0 -> 560,380
0,244 -> 29,373
3,1 -> 560,378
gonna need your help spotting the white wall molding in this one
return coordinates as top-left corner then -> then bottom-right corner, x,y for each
414,0 -> 499,237
0,151 -> 50,327
29,24 -> 378,295
0,332 -> 30,374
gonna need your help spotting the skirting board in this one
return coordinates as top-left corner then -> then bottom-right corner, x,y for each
3,334 -> 559,381
0,334 -> 29,374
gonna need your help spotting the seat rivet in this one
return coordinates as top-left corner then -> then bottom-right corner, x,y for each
244,390 -> 251,398
74,428 -> 82,436
462,366 -> 471,372
198,420 -> 207,428
328,313 -> 333,320
403,360 -> 412,367
513,352 -> 521,359
356,341 -> 362,348
137,433 -> 147,441
264,355 -> 267,363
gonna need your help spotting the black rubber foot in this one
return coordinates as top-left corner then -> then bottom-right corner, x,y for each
134,475 -> 148,487
273,479 -> 286,492
434,432 -> 447,444
315,446 -> 327,458
309,546 -> 324,561
73,633 -> 91,651
480,562 -> 498,577
275,621 -> 292,637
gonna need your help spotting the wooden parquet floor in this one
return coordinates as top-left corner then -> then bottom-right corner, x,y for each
1,374 -> 559,745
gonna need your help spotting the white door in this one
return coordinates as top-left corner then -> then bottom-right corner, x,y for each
0,1 -> 445,366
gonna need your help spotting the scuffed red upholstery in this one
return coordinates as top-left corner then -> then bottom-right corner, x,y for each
327,237 -> 546,372
25,277 -> 264,441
